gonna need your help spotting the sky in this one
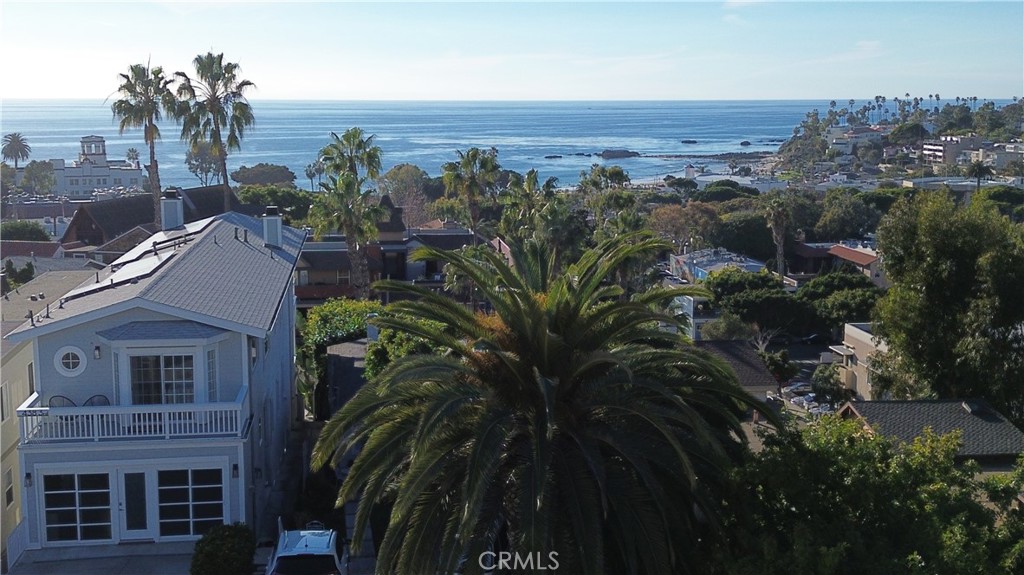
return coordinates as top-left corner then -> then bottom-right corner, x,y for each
0,1 -> 1021,101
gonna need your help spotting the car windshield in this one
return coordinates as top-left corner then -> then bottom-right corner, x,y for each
272,554 -> 338,575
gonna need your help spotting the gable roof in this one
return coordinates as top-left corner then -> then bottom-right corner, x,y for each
60,189 -> 259,244
409,230 -> 483,252
3,255 -> 100,274
840,400 -> 1024,460
1,240 -> 62,258
828,245 -> 878,266
376,195 -> 407,233
94,225 -> 158,255
8,212 -> 307,341
695,340 -> 777,390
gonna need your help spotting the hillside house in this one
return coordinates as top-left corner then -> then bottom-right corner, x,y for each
3,194 -> 305,567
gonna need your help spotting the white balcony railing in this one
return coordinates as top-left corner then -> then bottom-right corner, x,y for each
16,387 -> 249,444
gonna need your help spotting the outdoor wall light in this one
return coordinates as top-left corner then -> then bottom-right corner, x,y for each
24,473 -> 32,487
232,464 -> 239,478
93,345 -> 101,359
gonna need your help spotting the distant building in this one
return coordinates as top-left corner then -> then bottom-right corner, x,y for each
695,340 -> 778,402
673,294 -> 718,342
921,135 -> 983,165
829,322 -> 888,400
839,399 -> 1024,472
14,137 -> 144,198
828,243 -> 888,288
671,248 -> 766,282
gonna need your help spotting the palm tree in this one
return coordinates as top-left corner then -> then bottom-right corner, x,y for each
965,160 -> 994,192
304,163 -> 317,192
310,127 -> 387,299
312,233 -> 763,575
175,52 -> 256,212
125,148 -> 140,167
2,133 -> 31,169
442,147 -> 501,245
764,195 -> 789,278
111,62 -> 177,226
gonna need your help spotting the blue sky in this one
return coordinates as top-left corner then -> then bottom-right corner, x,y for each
1,1 -> 1021,100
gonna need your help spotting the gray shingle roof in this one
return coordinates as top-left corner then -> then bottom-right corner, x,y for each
8,212 -> 306,339
695,340 -> 777,390
96,320 -> 227,341
842,400 -> 1024,459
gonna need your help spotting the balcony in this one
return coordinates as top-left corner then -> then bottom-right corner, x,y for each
16,387 -> 249,444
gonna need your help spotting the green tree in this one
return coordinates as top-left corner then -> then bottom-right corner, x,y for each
713,211 -> 775,261
704,267 -> 781,302
874,192 -> 1024,424
125,147 -> 140,165
185,140 -> 222,186
175,52 -> 256,212
965,160 -> 995,192
647,204 -> 690,251
310,128 -> 387,299
722,288 -> 811,334
235,184 -> 313,224
797,270 -> 882,331
111,62 -> 178,226
442,147 -> 500,244
700,312 -> 755,341
704,417 -> 1023,575
2,133 -> 31,169
1,220 -> 49,241
20,160 -> 55,195
304,163 -> 318,192
229,163 -> 296,186
814,189 -> 881,240
1,162 -> 16,195
312,233 -> 765,575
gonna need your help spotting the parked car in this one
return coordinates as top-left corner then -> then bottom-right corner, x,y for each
782,381 -> 813,396
267,520 -> 348,575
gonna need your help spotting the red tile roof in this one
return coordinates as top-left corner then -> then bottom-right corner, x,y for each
828,245 -> 878,266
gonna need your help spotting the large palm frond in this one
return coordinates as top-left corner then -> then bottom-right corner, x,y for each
313,232 -> 769,574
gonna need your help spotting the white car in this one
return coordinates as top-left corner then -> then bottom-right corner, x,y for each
266,520 -> 348,575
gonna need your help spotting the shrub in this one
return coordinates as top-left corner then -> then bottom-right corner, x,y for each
190,522 -> 256,575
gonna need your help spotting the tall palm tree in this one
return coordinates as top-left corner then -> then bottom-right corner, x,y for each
304,163 -> 317,192
311,128 -> 387,299
442,147 -> 501,245
125,147 -> 140,166
764,195 -> 790,278
965,160 -> 994,192
175,52 -> 256,212
309,172 -> 387,299
2,133 -> 31,169
312,233 -> 763,575
111,62 -> 177,226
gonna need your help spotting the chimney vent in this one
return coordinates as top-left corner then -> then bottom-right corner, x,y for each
161,190 -> 185,230
263,206 -> 282,248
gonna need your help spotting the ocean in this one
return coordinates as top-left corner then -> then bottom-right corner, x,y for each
1,100 -> 829,188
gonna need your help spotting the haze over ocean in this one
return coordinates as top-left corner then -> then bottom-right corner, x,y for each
0,99 -> 1007,188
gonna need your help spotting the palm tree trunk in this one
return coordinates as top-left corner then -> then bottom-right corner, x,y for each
776,238 -> 785,278
349,241 -> 371,299
220,154 -> 231,213
149,136 -> 162,227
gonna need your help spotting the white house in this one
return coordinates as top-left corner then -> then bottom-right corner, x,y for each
15,136 -> 144,198
3,194 -> 305,565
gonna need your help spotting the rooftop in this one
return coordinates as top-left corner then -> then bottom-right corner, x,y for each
695,340 -> 777,391
7,212 -> 306,341
1,270 -> 96,353
840,399 -> 1024,460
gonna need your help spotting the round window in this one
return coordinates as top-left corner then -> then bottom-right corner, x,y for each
54,346 -> 87,377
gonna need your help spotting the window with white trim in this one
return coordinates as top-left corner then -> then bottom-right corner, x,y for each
4,468 -> 13,508
54,346 -> 87,377
130,355 -> 194,405
1,382 -> 9,422
206,350 -> 217,402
